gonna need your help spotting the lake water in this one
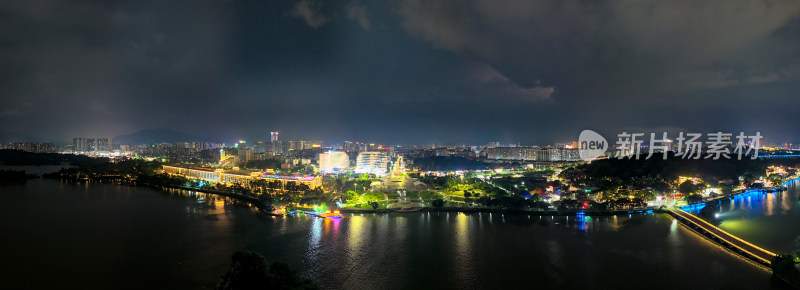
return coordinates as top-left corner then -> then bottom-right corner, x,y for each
0,178 -> 791,289
712,179 -> 800,254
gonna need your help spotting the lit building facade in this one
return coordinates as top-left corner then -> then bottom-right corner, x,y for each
163,165 -> 322,189
319,151 -> 350,173
487,147 -> 538,161
356,151 -> 389,175
535,148 -> 580,162
238,148 -> 253,164
485,147 -> 580,162
73,137 -> 91,153
163,166 -> 222,182
96,138 -> 112,152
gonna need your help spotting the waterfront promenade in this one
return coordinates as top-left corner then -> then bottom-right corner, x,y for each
667,208 -> 777,266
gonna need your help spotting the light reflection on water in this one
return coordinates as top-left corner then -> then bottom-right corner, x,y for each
452,213 -> 473,288
347,215 -> 365,262
712,180 -> 800,253
307,218 -> 323,260
0,180 -> 790,290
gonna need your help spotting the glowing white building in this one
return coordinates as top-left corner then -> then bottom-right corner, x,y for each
319,151 -> 350,173
356,151 -> 389,175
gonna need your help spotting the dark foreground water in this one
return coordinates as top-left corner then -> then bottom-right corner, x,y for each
0,179 -> 790,289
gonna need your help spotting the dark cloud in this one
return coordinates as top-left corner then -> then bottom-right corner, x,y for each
396,0 -> 800,93
394,0 -> 800,141
344,3 -> 371,30
290,0 -> 327,29
2,0 -> 800,145
0,0 -> 234,140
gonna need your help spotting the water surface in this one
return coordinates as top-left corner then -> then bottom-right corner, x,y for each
713,180 -> 800,254
0,179 -> 788,289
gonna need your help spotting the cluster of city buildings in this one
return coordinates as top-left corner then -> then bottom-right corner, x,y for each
70,137 -> 113,154
0,142 -> 57,153
386,143 -> 580,162
198,133 -> 410,175
250,132 -> 322,154
2,138 -> 117,155
285,150 -> 393,175
2,130 -> 592,177
485,147 -> 580,162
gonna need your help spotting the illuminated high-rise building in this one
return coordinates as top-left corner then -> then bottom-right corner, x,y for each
487,147 -> 537,161
318,151 -> 350,173
270,131 -> 279,142
534,148 -> 580,162
356,151 -> 389,175
72,137 -> 112,153
73,137 -> 90,153
238,148 -> 253,164
95,138 -> 112,152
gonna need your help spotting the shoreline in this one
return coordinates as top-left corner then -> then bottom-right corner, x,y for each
50,177 -> 664,217
47,176 -> 278,214
44,174 -> 800,219
339,207 -> 663,216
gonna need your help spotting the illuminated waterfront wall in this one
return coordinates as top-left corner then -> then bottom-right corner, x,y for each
162,165 -> 322,189
163,166 -> 221,182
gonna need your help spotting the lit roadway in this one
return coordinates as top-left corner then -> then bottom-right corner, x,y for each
668,208 -> 777,265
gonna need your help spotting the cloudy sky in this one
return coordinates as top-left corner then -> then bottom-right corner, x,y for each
2,0 -> 800,145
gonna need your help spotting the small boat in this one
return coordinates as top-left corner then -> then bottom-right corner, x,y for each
322,211 -> 342,219
286,209 -> 342,219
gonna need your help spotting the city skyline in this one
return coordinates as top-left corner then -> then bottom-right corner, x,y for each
6,1 -> 800,289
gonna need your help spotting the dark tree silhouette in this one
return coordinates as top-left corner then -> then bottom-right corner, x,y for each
217,251 -> 317,290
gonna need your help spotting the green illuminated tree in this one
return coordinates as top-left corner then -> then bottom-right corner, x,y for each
419,190 -> 440,200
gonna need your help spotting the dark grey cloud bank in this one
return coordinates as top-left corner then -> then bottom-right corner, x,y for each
2,0 -> 800,145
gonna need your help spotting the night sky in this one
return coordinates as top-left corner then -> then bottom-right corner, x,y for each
3,0 -> 800,145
